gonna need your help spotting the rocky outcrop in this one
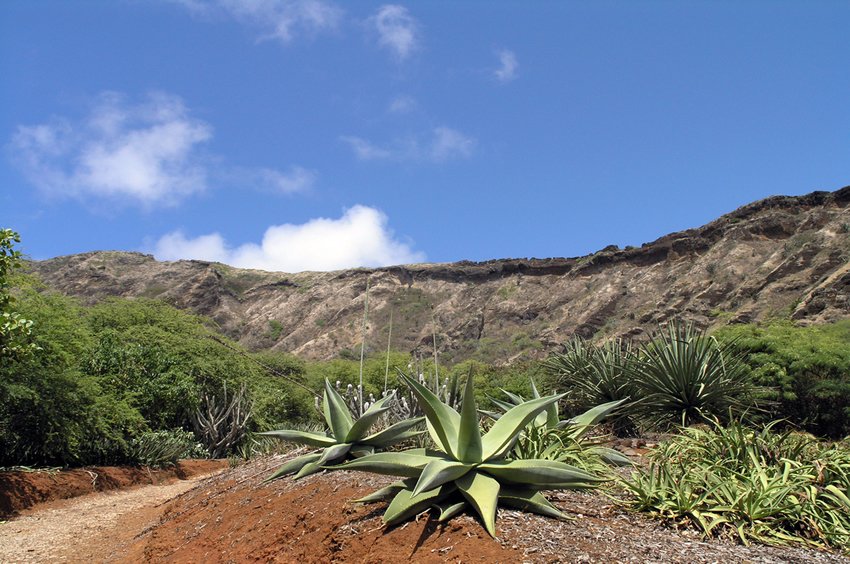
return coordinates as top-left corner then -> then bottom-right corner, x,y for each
28,187 -> 850,362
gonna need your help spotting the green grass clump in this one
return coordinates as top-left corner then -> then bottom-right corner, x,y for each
620,420 -> 850,551
131,429 -> 207,468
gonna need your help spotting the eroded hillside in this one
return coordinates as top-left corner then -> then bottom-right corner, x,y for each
29,187 -> 850,363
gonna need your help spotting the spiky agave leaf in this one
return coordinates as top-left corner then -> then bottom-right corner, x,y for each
261,381 -> 423,480
335,374 -> 605,537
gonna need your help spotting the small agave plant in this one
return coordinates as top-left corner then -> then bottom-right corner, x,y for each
486,379 -> 631,466
261,379 -> 424,480
335,373 -> 604,536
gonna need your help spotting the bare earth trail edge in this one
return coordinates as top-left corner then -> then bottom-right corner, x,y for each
4,455 -> 843,563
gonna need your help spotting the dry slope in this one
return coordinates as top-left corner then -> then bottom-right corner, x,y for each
29,186 -> 850,363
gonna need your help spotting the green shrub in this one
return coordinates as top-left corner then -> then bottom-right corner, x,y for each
715,321 -> 850,438
131,429 -> 207,467
620,420 -> 850,551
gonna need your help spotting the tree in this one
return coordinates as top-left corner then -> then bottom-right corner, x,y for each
0,229 -> 38,363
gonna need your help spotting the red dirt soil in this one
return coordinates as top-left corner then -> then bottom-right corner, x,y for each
0,459 -> 228,518
125,456 -> 849,564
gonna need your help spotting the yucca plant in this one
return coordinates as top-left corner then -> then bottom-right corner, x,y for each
261,379 -> 424,480
544,338 -> 639,436
334,373 -> 604,536
630,320 -> 764,428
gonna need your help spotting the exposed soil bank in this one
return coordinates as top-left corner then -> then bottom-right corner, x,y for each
0,459 -> 228,518
127,456 -> 849,563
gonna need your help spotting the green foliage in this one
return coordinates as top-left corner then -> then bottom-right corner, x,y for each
0,229 -> 38,363
0,281 -> 146,466
131,429 -> 207,468
486,382 -> 631,470
546,321 -> 765,433
544,338 -> 639,435
715,320 -> 850,438
262,379 -> 424,480
631,320 -> 764,428
620,420 -> 850,551
336,374 -> 603,536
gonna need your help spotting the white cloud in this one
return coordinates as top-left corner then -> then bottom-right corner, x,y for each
239,165 -> 317,194
174,0 -> 342,43
388,95 -> 416,114
154,205 -> 425,271
429,126 -> 475,161
341,126 -> 475,163
10,91 -> 314,207
369,4 -> 419,60
340,136 -> 393,160
11,92 -> 212,206
494,49 -> 518,82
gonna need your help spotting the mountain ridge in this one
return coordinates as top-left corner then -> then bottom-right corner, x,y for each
28,186 -> 850,363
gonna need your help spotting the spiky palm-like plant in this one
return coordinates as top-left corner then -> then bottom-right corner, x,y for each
631,320 -> 763,428
544,338 -> 639,436
261,379 -> 423,480
334,373 -> 603,536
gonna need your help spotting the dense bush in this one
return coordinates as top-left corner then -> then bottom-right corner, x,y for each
131,429 -> 207,468
715,321 -> 850,438
0,279 -> 145,466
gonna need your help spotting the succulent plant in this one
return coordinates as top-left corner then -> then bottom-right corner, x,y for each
261,379 -> 424,480
334,373 -> 604,536
486,380 -> 630,467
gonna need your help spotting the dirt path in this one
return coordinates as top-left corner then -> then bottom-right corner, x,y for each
0,472 -> 218,563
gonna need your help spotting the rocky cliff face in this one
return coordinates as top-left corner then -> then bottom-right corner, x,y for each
28,187 -> 850,363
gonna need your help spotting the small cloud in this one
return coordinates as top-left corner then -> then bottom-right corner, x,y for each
340,136 -> 392,161
10,91 -> 212,207
388,95 -> 416,114
369,4 -> 419,60
429,126 -> 475,161
341,126 -> 475,163
239,165 -> 317,194
153,205 -> 425,271
173,0 -> 343,44
494,49 -> 518,82
9,91 -> 313,207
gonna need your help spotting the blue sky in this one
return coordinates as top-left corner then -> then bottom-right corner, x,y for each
2,1 -> 848,271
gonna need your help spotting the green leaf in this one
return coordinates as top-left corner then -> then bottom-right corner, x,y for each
344,393 -> 394,442
434,500 -> 467,522
323,379 -> 354,439
499,488 -> 567,520
480,392 -> 566,460
457,374 -> 483,462
456,471 -> 500,537
259,429 -> 338,448
264,452 -> 322,482
401,374 -> 460,457
294,461 -> 323,479
383,484 -> 455,526
564,399 -> 626,440
335,451 -> 438,477
479,459 -> 602,488
361,416 -> 425,448
317,442 -> 352,466
413,459 -> 472,496
352,479 -> 413,503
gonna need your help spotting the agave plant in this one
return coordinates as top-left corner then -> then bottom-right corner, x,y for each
334,373 -> 603,536
261,379 -> 424,480
486,380 -> 630,468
